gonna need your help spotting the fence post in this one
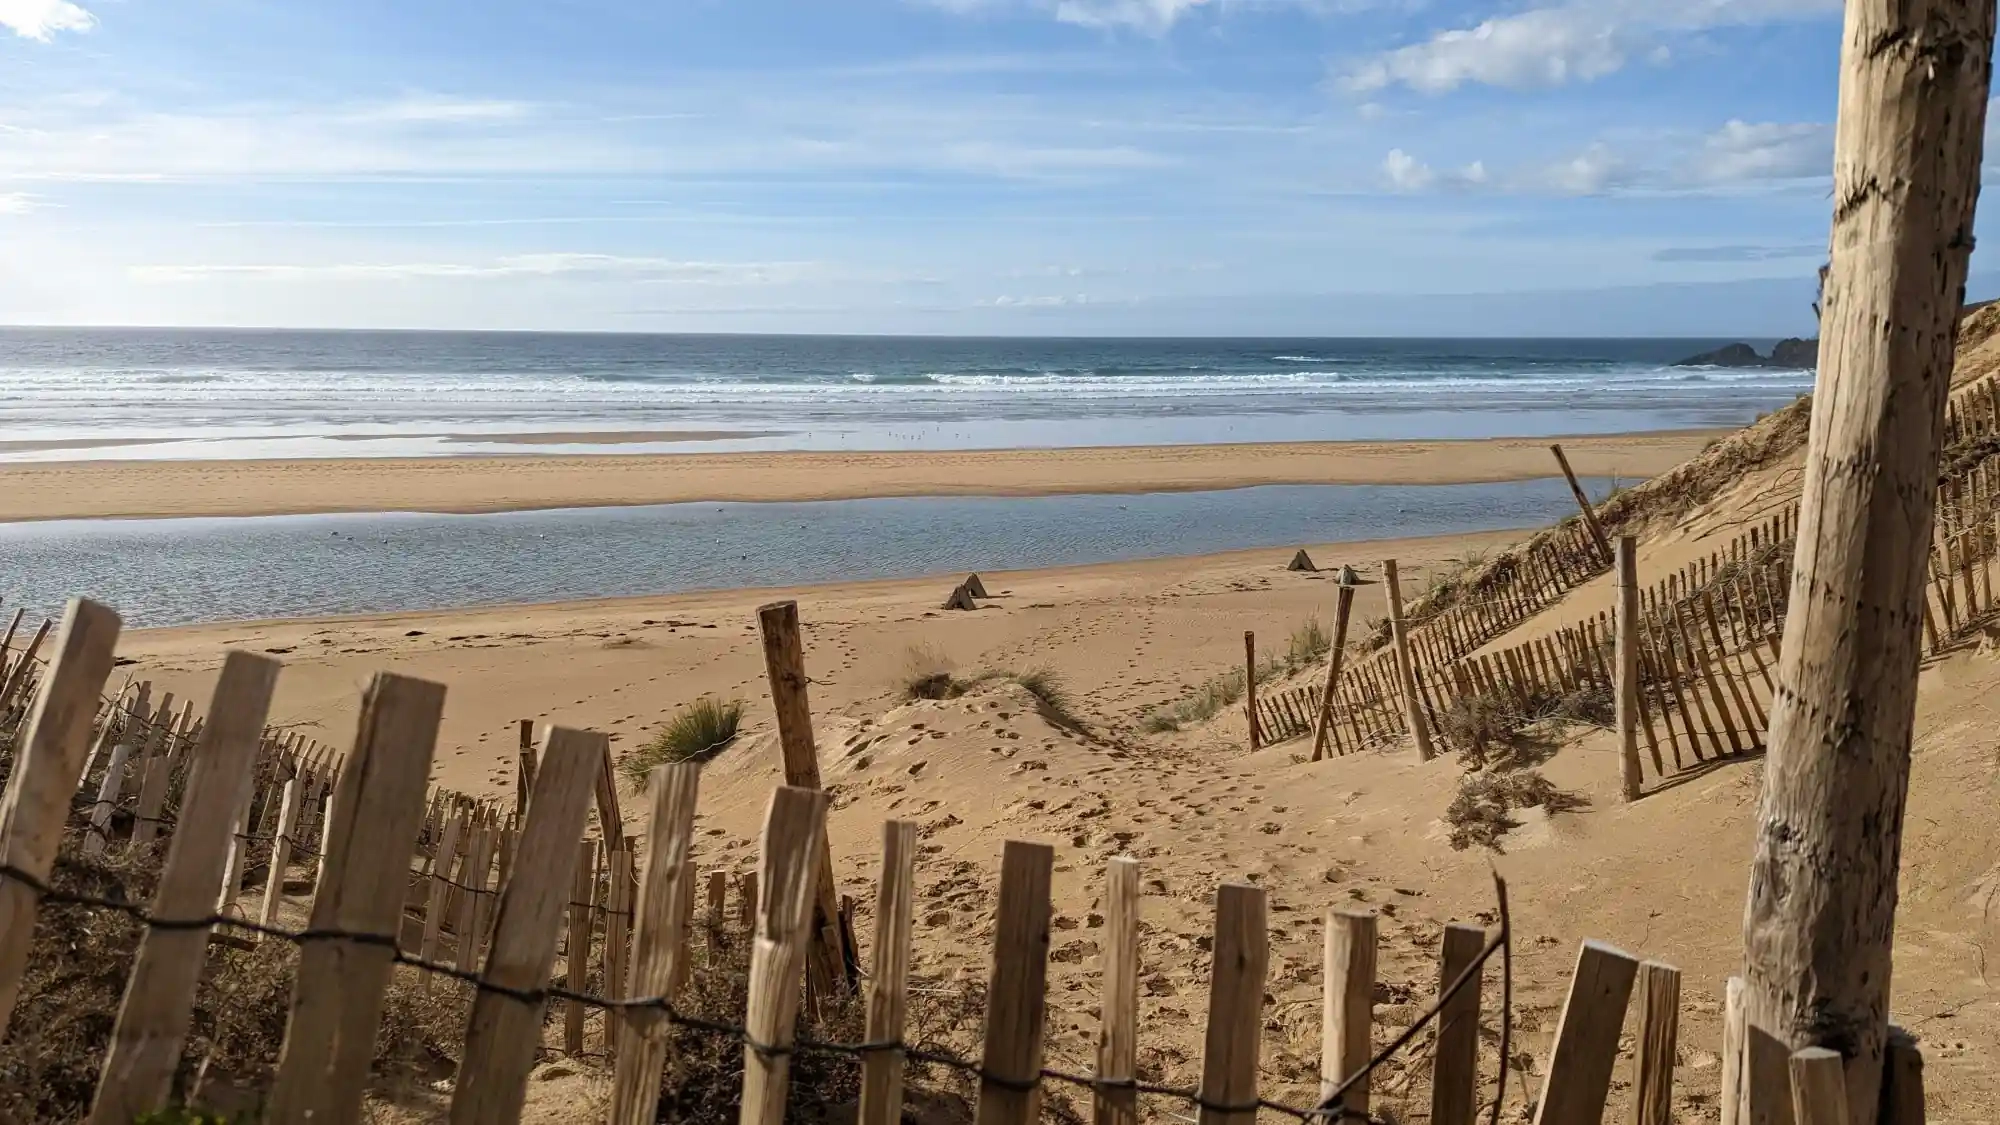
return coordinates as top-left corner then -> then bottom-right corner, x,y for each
1320,909 -> 1377,1117
1430,923 -> 1485,1125
1550,443 -> 1613,564
1882,1030 -> 1925,1125
1197,883 -> 1267,1125
0,599 -> 121,1038
1789,1047 -> 1850,1125
974,840 -> 1055,1125
0,616 -> 53,715
1382,559 -> 1435,761
83,682 -> 150,858
738,786 -> 831,1125
1721,976 -> 1748,1125
89,652 -> 280,1125
1530,940 -> 1639,1125
516,718 -> 537,819
449,727 -> 606,1125
267,673 -> 445,1125
1310,582 -> 1357,761
1243,631 -> 1262,750
607,762 -> 701,1125
1743,0 -> 1993,1112
1616,536 -> 1643,801
859,820 -> 919,1125
253,777 -> 304,928
419,807 -> 466,969
1632,961 -> 1681,1125
564,840 -> 595,1056
757,600 -> 853,1000
1093,856 -> 1141,1125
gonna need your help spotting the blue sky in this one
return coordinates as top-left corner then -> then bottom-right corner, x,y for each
0,0 -> 1971,334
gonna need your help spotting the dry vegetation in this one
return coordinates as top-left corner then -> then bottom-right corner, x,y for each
1141,616 -> 1331,733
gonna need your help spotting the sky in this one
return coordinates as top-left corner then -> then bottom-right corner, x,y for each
0,0 -> 1982,335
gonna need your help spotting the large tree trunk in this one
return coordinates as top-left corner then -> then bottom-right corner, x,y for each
1741,2 -> 1992,1122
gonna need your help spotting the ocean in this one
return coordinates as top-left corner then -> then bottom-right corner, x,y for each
0,329 -> 1813,459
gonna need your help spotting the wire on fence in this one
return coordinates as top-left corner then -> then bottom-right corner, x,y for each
1,855 -> 1515,1125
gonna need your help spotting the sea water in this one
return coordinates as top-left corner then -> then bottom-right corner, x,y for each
0,479 -> 1613,626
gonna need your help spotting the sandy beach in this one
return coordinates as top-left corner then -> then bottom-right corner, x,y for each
0,430 -> 1717,521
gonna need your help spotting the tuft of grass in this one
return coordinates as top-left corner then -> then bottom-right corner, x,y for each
1142,668 -> 1246,732
1008,666 -> 1081,728
623,697 -> 744,782
1444,768 -> 1587,852
1286,617 -> 1331,668
900,643 -> 964,701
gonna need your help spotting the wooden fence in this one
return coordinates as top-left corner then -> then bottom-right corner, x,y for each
1259,443 -> 2000,799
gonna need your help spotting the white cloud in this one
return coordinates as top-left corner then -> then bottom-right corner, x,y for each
1695,119 -> 1831,183
0,0 -> 94,40
1342,0 -> 1841,94
0,192 -> 42,214
1381,149 -> 1489,192
1542,142 -> 1627,194
1054,0 -> 1213,32
1382,148 -> 1434,190
129,255 -> 824,285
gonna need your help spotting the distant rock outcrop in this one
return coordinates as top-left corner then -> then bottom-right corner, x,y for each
1674,338 -> 1818,369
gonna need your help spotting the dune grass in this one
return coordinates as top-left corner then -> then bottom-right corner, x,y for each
623,697 -> 745,782
1142,614 -> 1331,733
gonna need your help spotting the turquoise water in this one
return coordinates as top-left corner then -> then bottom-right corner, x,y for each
0,478 -> 1612,627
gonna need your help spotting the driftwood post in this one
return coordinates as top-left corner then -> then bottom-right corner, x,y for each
1243,631 -> 1262,751
1741,1 -> 1993,1122
1616,536 -> 1643,802
757,601 -> 853,1000
1310,581 -> 1357,761
1549,443 -> 1612,564
1382,559 -> 1434,761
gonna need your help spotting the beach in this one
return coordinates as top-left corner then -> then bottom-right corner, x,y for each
0,431 -> 1713,521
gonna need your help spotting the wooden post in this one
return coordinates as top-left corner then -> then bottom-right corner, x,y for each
1321,909 -> 1377,1117
419,809 -> 467,967
515,718 -> 537,819
1531,941 -> 1639,1125
604,845 -> 633,1018
565,840 -> 594,1057
1616,536 -> 1644,801
1722,977 -> 1748,1125
267,673 -> 445,1125
1632,961 -> 1681,1125
258,777 -> 307,929
1430,924 -> 1485,1125
0,616 -> 53,715
450,727 -> 606,1125
1197,884 -> 1267,1125
1310,582 -> 1357,761
83,682 -> 150,858
1744,2 -> 1992,1118
455,815 -> 496,972
1882,1030 -> 1925,1125
1550,443 -> 1613,564
738,786 -> 831,1125
89,653 -> 277,1125
858,821 -> 918,1125
974,841 -> 1055,1125
757,600 -> 852,999
1243,631 -> 1262,750
1382,560 -> 1435,761
1789,1047 -> 1851,1125
0,600 -> 120,1037
1094,857 -> 1140,1125
608,762 -> 702,1125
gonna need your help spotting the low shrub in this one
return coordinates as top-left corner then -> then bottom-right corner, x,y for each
624,697 -> 745,782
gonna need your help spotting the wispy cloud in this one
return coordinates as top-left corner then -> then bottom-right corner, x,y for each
1693,119 -> 1831,184
0,192 -> 42,214
1341,0 -> 1840,94
0,0 -> 94,41
1381,149 -> 1486,192
129,254 -> 826,284
913,0 -> 1350,34
1653,244 -> 1822,263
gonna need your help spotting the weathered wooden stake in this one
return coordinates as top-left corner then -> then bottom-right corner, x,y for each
1094,857 -> 1140,1125
1550,443 -> 1613,563
1616,536 -> 1643,801
1382,559 -> 1435,761
858,820 -> 918,1125
1310,582 -> 1357,761
1742,2 -> 1993,1120
739,787 -> 832,1125
757,600 -> 853,1000
974,841 -> 1054,1125
1243,630 -> 1262,750
1321,909 -> 1376,1117
1196,884 -> 1268,1125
